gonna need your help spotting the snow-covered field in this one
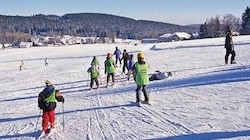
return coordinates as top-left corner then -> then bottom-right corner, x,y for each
0,36 -> 250,140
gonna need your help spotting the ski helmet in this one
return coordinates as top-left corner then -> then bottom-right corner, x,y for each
137,52 -> 145,59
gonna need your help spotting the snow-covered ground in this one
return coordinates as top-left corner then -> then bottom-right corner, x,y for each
0,36 -> 250,140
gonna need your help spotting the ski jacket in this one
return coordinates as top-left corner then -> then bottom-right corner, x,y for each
104,58 -> 116,74
38,85 -> 64,111
121,52 -> 129,63
87,65 -> 99,78
114,49 -> 122,59
225,34 -> 234,51
134,61 -> 149,85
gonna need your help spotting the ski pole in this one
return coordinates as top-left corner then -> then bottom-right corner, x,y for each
62,103 -> 65,132
33,110 -> 42,136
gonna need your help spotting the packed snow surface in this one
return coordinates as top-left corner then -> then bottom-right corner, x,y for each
0,35 -> 250,140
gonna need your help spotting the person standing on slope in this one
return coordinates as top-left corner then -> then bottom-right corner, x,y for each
225,29 -> 236,64
104,53 -> 116,87
113,46 -> 122,67
45,58 -> 48,66
90,56 -> 100,68
127,54 -> 135,81
133,52 -> 150,104
19,60 -> 24,71
121,49 -> 130,75
87,56 -> 100,90
38,80 -> 64,138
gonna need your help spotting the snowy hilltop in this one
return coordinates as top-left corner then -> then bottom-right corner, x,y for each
0,35 -> 250,140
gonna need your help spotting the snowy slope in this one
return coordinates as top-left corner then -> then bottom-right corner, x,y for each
0,36 -> 250,140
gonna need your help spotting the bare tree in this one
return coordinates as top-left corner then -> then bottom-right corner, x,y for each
221,14 -> 241,32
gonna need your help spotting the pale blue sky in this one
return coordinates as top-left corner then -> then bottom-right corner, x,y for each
0,0 -> 249,25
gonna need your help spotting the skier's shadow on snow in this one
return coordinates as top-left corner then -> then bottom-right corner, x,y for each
0,102 -> 136,139
0,130 -> 41,139
148,130 -> 250,140
56,102 -> 137,116
0,102 -> 136,123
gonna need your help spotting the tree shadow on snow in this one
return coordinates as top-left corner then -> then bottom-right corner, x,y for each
148,130 -> 250,140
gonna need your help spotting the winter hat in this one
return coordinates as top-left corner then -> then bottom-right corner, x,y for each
130,54 -> 133,58
227,29 -> 232,34
137,52 -> 145,59
45,80 -> 52,85
107,52 -> 112,58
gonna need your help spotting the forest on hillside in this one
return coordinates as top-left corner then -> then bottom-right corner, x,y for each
0,13 -> 198,43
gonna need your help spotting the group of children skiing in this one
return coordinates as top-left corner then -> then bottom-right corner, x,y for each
86,47 -> 151,106
87,47 -> 138,89
37,47 -> 151,138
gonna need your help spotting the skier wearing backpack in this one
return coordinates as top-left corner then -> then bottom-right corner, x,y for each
104,53 -> 116,87
38,80 -> 64,138
133,52 -> 150,105
87,64 -> 99,90
87,56 -> 100,90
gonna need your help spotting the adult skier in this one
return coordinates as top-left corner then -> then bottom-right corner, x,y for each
225,30 -> 236,64
113,46 -> 122,67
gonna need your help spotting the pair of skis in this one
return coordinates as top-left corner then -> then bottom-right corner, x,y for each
37,129 -> 56,140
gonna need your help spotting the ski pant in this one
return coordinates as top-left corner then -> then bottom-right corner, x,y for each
127,70 -> 135,81
42,110 -> 55,132
115,57 -> 122,66
90,77 -> 99,88
106,73 -> 115,84
135,85 -> 149,102
122,61 -> 129,73
225,49 -> 236,64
